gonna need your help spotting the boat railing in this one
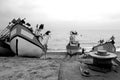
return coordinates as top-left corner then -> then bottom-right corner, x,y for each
0,24 -> 12,41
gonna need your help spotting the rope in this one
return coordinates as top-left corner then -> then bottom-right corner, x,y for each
0,25 -> 11,40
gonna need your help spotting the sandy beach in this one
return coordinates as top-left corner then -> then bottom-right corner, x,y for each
0,55 -> 64,80
0,52 -> 120,80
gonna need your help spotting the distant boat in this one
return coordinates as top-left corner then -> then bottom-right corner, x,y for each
66,31 -> 81,56
66,43 -> 81,54
91,42 -> 116,53
9,18 -> 48,57
66,41 -> 81,56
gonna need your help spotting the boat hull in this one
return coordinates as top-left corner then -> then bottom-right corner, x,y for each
10,36 -> 44,57
92,42 -> 116,53
9,23 -> 46,57
66,43 -> 80,55
0,40 -> 14,56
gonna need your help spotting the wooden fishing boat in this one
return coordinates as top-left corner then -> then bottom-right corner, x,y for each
66,42 -> 81,56
9,18 -> 47,57
66,31 -> 82,56
91,42 -> 116,53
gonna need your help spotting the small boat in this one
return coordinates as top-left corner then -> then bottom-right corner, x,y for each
66,42 -> 81,55
91,36 -> 116,53
91,41 -> 116,53
66,31 -> 81,56
9,18 -> 49,57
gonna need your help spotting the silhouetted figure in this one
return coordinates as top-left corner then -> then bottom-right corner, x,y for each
11,18 -> 17,24
110,36 -> 115,44
44,31 -> 51,35
27,23 -> 33,32
21,18 -> 26,24
34,24 -> 44,37
98,39 -> 104,44
39,24 -> 44,29
26,23 -> 31,26
34,24 -> 45,42
42,31 -> 51,50
82,48 -> 85,54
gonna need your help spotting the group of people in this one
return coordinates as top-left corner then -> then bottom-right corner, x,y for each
34,24 -> 51,49
34,24 -> 51,41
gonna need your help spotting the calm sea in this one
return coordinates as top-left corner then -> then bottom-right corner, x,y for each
48,29 -> 120,52
1,29 -> 120,52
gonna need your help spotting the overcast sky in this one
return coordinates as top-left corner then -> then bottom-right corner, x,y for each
0,0 -> 120,30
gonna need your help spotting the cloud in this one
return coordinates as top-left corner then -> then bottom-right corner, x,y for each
0,0 -> 120,30
108,14 -> 120,21
0,0 -> 48,28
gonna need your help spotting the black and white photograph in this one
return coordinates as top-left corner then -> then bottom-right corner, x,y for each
0,0 -> 120,80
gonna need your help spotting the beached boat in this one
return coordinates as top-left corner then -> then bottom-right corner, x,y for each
9,18 -> 48,57
91,42 -> 116,53
66,42 -> 81,55
0,23 -> 15,56
66,31 -> 81,56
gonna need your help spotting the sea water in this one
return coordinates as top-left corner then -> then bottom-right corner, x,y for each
1,29 -> 120,52
48,29 -> 120,52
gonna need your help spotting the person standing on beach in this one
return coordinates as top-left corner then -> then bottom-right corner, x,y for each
41,31 -> 51,49
34,24 -> 51,46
